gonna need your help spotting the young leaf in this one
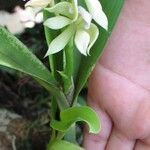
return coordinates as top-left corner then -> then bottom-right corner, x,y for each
74,0 -> 125,103
0,26 -> 56,87
51,106 -> 101,134
48,140 -> 84,150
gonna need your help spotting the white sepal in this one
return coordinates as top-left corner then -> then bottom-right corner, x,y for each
75,29 -> 90,56
78,6 -> 92,29
45,2 -> 73,19
25,0 -> 51,8
72,0 -> 79,21
85,0 -> 108,30
44,16 -> 71,30
45,25 -> 74,56
86,23 -> 99,55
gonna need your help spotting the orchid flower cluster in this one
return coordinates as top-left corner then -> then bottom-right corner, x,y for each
25,0 -> 108,56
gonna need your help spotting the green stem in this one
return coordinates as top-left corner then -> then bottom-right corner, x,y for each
43,10 -> 63,83
36,78 -> 69,110
63,38 -> 74,104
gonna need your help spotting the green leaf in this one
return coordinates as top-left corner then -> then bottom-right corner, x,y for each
51,106 -> 101,134
0,26 -> 70,110
0,26 -> 56,87
48,140 -> 84,150
74,0 -> 125,102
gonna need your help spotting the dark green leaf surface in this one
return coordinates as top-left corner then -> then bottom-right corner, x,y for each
74,0 -> 125,101
48,140 -> 84,150
0,26 -> 57,87
51,106 -> 101,134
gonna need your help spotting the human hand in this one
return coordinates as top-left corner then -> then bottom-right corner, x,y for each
84,0 -> 150,149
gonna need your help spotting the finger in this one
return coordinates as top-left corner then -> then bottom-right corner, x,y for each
134,140 -> 150,150
106,128 -> 135,150
84,100 -> 112,150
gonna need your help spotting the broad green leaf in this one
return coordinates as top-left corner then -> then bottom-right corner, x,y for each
0,26 -> 56,87
44,16 -> 72,30
51,106 -> 101,134
0,26 -> 70,110
48,140 -> 84,150
74,0 -> 125,102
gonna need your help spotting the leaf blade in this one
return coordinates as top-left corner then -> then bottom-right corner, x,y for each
51,106 -> 101,134
0,26 -> 56,87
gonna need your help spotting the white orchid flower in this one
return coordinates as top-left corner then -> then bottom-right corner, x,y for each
25,0 -> 108,56
44,1 -> 99,56
25,0 -> 51,8
84,0 -> 108,30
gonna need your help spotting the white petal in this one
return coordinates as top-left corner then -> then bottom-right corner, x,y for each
85,0 -> 108,30
72,0 -> 79,21
45,2 -> 73,18
78,6 -> 92,29
75,29 -> 90,56
44,16 -> 71,30
86,23 -> 99,55
45,25 -> 74,56
25,0 -> 51,8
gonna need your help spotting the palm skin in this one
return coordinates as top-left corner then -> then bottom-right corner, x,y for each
84,0 -> 150,149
